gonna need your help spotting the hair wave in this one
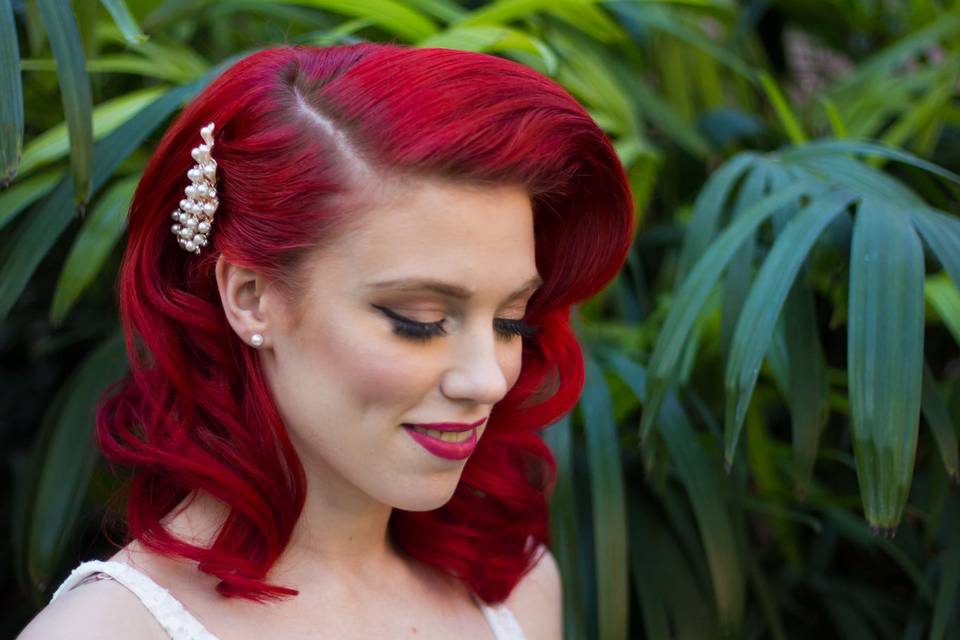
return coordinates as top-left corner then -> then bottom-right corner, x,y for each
96,43 -> 635,604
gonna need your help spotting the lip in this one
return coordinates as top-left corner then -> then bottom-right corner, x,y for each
403,425 -> 479,460
401,417 -> 487,432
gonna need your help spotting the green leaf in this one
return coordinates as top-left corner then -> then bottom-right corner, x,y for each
19,87 -> 167,177
457,0 -> 626,44
920,361 -> 960,483
641,181 -> 821,444
580,351 -> 629,640
911,208 -> 960,293
720,164 -> 766,358
847,197 -> 925,533
607,356 -> 741,637
930,499 -> 960,640
0,0 -> 24,187
551,26 -> 636,138
23,330 -> 127,592
758,71 -> 806,144
925,272 -> 960,349
609,4 -> 753,80
608,53 -> 711,158
50,176 -> 137,325
827,14 -> 960,97
100,0 -> 148,45
542,414 -> 588,640
823,506 -> 934,602
675,152 -> 758,283
782,284 -> 830,499
779,139 -> 960,186
37,0 -> 94,211
628,493 -> 717,640
0,169 -> 62,232
96,22 -> 209,78
22,55 -> 197,83
657,394 -> 744,638
271,0 -> 439,41
403,0 -> 467,22
418,25 -> 557,74
0,76 -> 209,322
724,190 -> 854,467
878,55 -> 958,156
786,154 -> 923,208
817,96 -> 847,138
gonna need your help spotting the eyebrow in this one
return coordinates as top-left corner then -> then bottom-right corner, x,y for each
367,274 -> 544,301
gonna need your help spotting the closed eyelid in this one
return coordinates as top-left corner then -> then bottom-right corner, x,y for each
372,304 -> 442,324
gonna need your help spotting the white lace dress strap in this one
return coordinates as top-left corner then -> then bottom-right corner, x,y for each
470,591 -> 527,640
50,559 -> 219,640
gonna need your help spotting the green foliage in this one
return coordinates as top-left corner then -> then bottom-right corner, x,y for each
4,1 -> 960,638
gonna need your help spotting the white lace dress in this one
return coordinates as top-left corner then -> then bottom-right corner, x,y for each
50,559 -> 527,640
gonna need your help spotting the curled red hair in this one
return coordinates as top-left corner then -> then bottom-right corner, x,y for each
96,43 -> 634,604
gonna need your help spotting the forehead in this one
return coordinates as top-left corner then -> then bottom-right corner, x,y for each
321,178 -> 538,290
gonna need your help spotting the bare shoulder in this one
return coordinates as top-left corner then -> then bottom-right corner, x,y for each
505,545 -> 563,640
17,576 -> 168,640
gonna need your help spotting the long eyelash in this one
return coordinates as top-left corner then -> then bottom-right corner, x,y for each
494,318 -> 539,340
373,305 -> 539,343
373,304 -> 446,343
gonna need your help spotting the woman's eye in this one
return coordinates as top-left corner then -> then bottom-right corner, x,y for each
494,318 -> 539,341
372,305 -> 538,343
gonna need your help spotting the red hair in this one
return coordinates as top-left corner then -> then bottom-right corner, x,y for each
96,44 -> 634,604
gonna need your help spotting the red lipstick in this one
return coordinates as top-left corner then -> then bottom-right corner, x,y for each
401,417 -> 487,460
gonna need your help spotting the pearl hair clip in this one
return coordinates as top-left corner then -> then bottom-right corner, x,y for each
171,122 -> 219,254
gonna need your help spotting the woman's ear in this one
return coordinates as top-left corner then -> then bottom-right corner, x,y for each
215,254 -> 273,347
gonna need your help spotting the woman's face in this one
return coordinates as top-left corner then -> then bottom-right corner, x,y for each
220,178 -> 541,512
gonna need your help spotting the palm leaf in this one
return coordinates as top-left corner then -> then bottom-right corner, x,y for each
418,25 -> 557,74
779,139 -> 960,186
20,330 -> 127,593
640,181 -> 818,444
930,496 -> 960,640
724,189 -> 856,467
719,164 -> 766,358
925,273 -> 960,349
911,208 -> 960,292
920,361 -> 960,483
675,152 -> 758,283
100,0 -> 148,45
0,168 -> 61,232
657,394 -> 744,638
272,0 -> 439,41
0,77 -> 209,322
37,0 -> 93,211
19,87 -> 167,177
580,351 -> 629,640
782,283 -> 830,499
542,414 -> 588,640
847,197 -> 925,533
0,0 -> 24,187
605,353 -> 742,637
458,0 -> 627,44
49,175 -> 137,325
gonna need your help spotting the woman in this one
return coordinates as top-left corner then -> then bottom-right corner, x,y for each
18,43 -> 634,639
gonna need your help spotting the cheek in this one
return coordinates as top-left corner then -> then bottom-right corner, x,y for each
503,341 -> 525,391
348,348 -> 434,405
318,327 -> 438,407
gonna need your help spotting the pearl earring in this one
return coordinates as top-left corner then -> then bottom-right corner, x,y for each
250,333 -> 264,347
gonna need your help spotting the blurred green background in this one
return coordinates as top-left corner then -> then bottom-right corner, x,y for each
4,0 -> 960,638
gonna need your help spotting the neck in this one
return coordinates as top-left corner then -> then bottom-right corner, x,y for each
157,488 -> 409,590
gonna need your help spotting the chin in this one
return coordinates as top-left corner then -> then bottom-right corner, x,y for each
391,484 -> 460,512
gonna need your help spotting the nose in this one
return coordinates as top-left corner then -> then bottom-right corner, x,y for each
440,323 -> 512,405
